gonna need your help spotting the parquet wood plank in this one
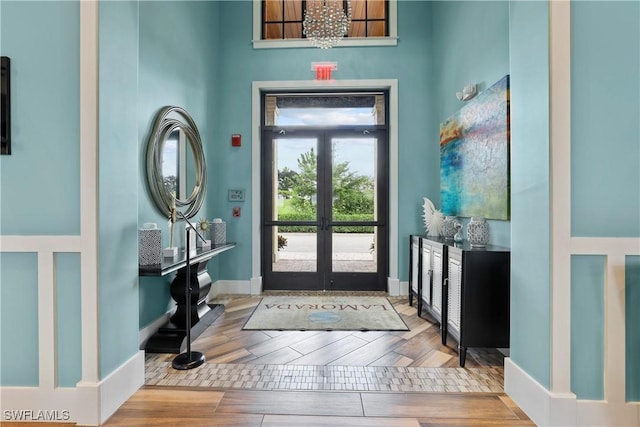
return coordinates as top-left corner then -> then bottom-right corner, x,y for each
287,334 -> 369,365
393,327 -> 444,361
413,349 -> 455,368
368,351 -> 415,367
104,414 -> 265,426
201,331 -> 270,358
262,414 -> 421,426
205,347 -> 256,364
215,390 -> 364,417
220,297 -> 260,313
396,317 -> 434,340
247,330 -> 323,357
361,393 -> 518,419
289,330 -> 355,355
418,418 -> 536,426
103,389 -> 223,425
328,334 -> 404,366
189,331 -> 232,349
498,394 -> 533,421
354,330 -> 388,342
245,345 -> 303,365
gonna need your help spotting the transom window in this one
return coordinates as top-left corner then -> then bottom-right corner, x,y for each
262,0 -> 389,40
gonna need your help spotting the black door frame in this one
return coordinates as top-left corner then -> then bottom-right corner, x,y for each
260,91 -> 389,291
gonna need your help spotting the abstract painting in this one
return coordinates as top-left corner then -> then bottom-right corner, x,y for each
440,75 -> 510,220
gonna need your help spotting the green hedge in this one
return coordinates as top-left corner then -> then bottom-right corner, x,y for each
276,212 -> 375,233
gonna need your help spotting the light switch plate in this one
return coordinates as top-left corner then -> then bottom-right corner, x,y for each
228,188 -> 245,202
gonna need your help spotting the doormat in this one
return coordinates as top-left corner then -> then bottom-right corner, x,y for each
242,295 -> 409,331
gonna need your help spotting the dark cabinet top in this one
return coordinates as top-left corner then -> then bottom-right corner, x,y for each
412,234 -> 510,253
139,242 -> 236,277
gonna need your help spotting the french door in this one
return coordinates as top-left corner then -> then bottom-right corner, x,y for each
262,127 -> 388,291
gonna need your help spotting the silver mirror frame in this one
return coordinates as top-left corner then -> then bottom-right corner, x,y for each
146,106 -> 207,219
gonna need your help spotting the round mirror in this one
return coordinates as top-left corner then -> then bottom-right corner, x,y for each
146,106 -> 206,219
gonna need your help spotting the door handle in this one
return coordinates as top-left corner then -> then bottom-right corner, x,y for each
319,217 -> 330,230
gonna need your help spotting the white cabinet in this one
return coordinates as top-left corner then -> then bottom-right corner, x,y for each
431,248 -> 445,319
409,235 -> 420,308
409,235 -> 447,333
420,243 -> 432,307
446,255 -> 462,334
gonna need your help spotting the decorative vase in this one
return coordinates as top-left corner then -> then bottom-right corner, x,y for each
211,218 -> 226,245
467,217 -> 489,248
453,222 -> 464,243
139,223 -> 162,266
441,216 -> 458,240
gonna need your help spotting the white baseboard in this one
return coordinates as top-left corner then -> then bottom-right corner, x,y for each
209,279 -> 252,298
505,357 -> 640,426
387,278 -> 401,296
0,387 -> 77,423
76,350 -> 145,426
1,351 -> 144,426
576,400 -> 640,427
250,276 -> 262,295
399,280 -> 409,296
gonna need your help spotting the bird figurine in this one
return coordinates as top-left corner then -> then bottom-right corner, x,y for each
422,197 -> 444,237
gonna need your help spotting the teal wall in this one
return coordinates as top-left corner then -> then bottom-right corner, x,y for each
0,1 -> 82,387
215,0 -> 435,282
431,1 -> 511,247
627,255 -> 640,402
571,1 -> 639,238
0,1 -> 80,236
56,253 -> 82,387
571,0 -> 640,402
571,255 -> 605,400
0,253 -> 38,386
508,0 -> 551,389
98,0 -> 140,378
137,0 -> 221,329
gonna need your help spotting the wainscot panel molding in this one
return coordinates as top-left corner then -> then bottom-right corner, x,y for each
76,351 -> 145,426
506,1 -> 640,425
506,358 -> 640,426
0,2 -> 143,425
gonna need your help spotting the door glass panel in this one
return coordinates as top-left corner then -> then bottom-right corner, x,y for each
273,138 -> 317,220
332,226 -> 377,273
273,227 -> 317,272
331,137 -> 376,218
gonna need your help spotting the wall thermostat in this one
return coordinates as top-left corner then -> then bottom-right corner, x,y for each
228,189 -> 245,202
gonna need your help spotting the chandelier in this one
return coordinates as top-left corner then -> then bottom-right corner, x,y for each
303,0 -> 353,49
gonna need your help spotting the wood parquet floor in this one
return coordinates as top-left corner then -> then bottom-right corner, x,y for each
5,296 -> 535,426
149,295 -> 505,369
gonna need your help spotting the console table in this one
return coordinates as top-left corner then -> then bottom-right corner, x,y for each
140,242 -> 236,353
409,235 -> 510,366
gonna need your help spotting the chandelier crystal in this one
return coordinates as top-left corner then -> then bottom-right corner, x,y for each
303,0 -> 352,49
